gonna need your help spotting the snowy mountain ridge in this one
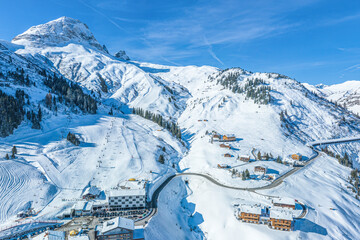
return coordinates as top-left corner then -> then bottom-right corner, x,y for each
1,16 -> 360,240
304,80 -> 360,115
12,16 -> 107,53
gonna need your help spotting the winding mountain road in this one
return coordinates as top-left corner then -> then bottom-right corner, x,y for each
136,149 -> 321,225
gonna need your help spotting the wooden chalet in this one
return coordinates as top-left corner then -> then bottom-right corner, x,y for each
254,166 -> 267,174
220,143 -> 231,149
239,155 -> 250,162
217,164 -> 229,169
224,153 -> 232,157
222,134 -> 236,142
213,134 -> 221,141
291,153 -> 302,161
82,186 -> 101,200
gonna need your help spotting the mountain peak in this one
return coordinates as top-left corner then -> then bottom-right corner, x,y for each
12,16 -> 106,52
114,50 -> 130,60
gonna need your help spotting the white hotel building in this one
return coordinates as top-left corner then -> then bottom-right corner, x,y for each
108,188 -> 146,211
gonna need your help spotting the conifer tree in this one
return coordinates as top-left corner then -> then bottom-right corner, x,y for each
12,146 -> 17,155
158,154 -> 165,164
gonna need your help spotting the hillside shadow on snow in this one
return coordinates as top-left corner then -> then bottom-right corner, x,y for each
269,91 -> 284,106
181,131 -> 196,146
294,219 -> 327,235
132,63 -> 170,73
80,142 -> 96,148
266,168 -> 279,174
181,198 -> 205,237
179,168 -> 190,173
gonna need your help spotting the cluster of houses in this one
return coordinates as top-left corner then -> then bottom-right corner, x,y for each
58,181 -> 147,219
236,198 -> 296,231
212,132 -> 237,142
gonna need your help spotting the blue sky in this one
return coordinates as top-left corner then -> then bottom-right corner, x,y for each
1,0 -> 360,85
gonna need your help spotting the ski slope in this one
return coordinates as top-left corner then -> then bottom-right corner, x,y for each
0,111 -> 185,221
0,160 -> 56,223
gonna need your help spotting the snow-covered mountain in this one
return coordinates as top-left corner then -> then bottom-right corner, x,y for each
304,81 -> 360,115
12,16 -> 107,53
12,17 -> 190,119
1,16 -> 360,240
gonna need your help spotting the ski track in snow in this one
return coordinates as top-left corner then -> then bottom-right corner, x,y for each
0,161 -> 53,223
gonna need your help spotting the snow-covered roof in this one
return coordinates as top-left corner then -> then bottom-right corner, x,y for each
240,204 -> 262,215
270,209 -> 293,221
273,197 -> 295,205
68,235 -> 89,240
224,134 -> 235,137
108,180 -> 146,197
92,199 -> 108,206
254,165 -> 267,171
48,230 -> 65,240
108,188 -> 145,197
83,186 -> 101,196
120,180 -> 146,189
101,217 -> 134,233
240,155 -> 250,158
72,201 -> 93,211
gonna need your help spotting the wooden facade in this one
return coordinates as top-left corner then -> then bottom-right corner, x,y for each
239,212 -> 260,223
213,134 -> 221,141
237,204 -> 293,231
222,135 -> 236,141
270,218 -> 292,231
291,154 -> 302,160
220,144 -> 231,149
240,156 -> 250,162
224,153 -> 232,157
254,166 -> 267,174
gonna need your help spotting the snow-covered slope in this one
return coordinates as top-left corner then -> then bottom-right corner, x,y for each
304,81 -> 360,115
12,17 -> 191,119
1,16 -> 360,240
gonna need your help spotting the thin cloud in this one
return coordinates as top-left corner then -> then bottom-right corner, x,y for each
344,63 -> 360,72
78,0 -> 182,65
113,17 -> 147,23
78,0 -> 127,32
204,36 -> 224,65
320,12 -> 360,26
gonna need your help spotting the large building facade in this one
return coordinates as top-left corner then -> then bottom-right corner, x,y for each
108,189 -> 146,211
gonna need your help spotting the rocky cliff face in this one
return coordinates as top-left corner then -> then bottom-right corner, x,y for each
115,50 -> 130,60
